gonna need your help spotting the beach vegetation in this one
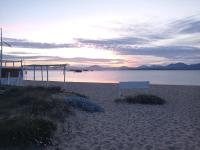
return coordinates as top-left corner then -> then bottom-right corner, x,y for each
0,86 -> 70,148
115,94 -> 166,105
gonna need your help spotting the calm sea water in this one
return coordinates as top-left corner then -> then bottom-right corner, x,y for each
25,70 -> 200,85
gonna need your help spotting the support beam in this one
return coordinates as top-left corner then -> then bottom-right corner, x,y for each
7,72 -> 10,85
21,59 -> 23,67
64,65 -> 66,82
46,66 -> 49,82
17,71 -> 21,86
33,66 -> 35,80
21,61 -> 24,79
41,66 -> 43,81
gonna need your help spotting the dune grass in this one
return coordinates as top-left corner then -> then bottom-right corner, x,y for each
0,86 -> 70,148
115,94 -> 166,105
0,116 -> 56,147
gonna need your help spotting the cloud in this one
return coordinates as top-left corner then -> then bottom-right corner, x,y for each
3,54 -> 57,61
117,46 -> 200,61
180,20 -> 200,33
3,15 -> 200,66
4,54 -> 125,65
170,15 -> 200,34
102,15 -> 200,42
75,15 -> 200,64
5,51 -> 39,55
76,37 -> 149,48
3,38 -> 75,49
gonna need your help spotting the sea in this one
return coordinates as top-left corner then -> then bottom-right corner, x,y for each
24,70 -> 200,86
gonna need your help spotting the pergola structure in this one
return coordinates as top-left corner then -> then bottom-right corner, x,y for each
2,60 -> 23,68
23,64 -> 68,83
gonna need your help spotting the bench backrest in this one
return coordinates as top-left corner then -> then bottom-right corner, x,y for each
119,81 -> 150,89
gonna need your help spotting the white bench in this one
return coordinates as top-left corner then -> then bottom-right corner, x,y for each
118,81 -> 150,97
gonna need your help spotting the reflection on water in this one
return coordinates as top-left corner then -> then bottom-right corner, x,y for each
24,70 -> 200,85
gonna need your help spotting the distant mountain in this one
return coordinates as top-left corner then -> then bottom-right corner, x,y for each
188,63 -> 200,70
136,65 -> 163,70
85,63 -> 200,71
135,63 -> 200,70
118,66 -> 132,70
165,63 -> 188,69
87,65 -> 106,71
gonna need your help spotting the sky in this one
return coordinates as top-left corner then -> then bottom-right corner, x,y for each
1,0 -> 200,67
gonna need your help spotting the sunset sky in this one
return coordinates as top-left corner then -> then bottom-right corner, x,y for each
1,0 -> 200,67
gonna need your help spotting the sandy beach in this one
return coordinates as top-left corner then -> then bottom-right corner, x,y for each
24,81 -> 200,150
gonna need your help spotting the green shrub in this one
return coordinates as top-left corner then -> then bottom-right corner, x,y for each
0,116 -> 56,147
2,86 -> 62,97
115,94 -> 166,105
0,86 -> 71,148
0,86 -> 70,118
114,98 -> 124,103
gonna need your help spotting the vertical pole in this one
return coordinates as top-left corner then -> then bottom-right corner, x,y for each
64,65 -> 66,83
7,72 -> 10,85
21,59 -> 23,67
13,61 -> 14,67
33,66 -> 35,80
41,66 -> 43,81
21,59 -> 24,79
25,70 -> 27,80
17,71 -> 21,86
46,66 -> 49,82
0,28 -> 3,85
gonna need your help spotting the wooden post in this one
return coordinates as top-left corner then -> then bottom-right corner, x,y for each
21,65 -> 24,80
21,59 -> 23,67
46,66 -> 49,82
17,71 -> 21,86
41,66 -> 43,81
64,65 -> 66,83
33,66 -> 35,80
7,72 -> 10,85
0,28 -> 3,85
13,61 -> 14,67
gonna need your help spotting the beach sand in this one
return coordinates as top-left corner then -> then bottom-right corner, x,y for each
24,81 -> 200,150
